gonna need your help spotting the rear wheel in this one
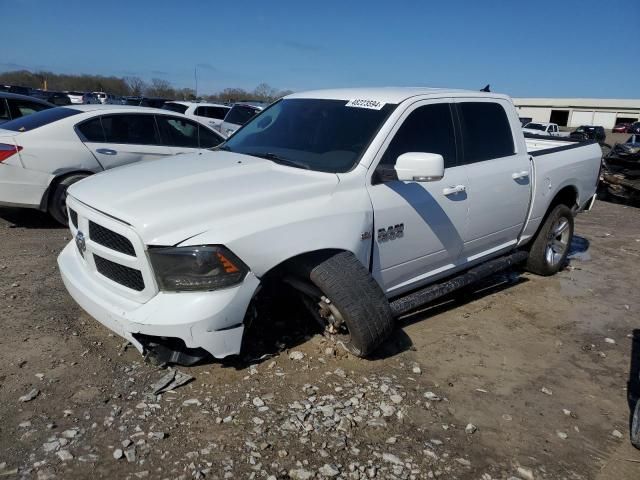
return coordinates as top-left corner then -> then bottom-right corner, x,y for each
48,174 -> 89,225
298,251 -> 394,357
525,204 -> 574,276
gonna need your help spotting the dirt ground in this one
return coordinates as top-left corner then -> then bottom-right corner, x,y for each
0,200 -> 639,480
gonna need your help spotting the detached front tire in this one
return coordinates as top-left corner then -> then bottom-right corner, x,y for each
525,203 -> 574,276
305,251 -> 394,357
48,174 -> 89,225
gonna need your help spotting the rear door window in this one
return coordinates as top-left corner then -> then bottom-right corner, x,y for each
379,102 -> 457,170
195,106 -> 229,120
210,107 -> 230,119
457,102 -> 515,163
0,107 -> 80,132
76,117 -> 106,142
101,114 -> 160,145
156,116 -> 200,148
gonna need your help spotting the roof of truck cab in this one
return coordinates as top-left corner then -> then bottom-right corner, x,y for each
286,87 -> 511,104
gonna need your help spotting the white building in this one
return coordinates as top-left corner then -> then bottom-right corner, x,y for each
513,98 -> 640,130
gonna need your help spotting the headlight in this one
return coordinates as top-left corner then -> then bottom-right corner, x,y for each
149,245 -> 248,292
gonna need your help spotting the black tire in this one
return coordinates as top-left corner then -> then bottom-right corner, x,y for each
632,401 -> 640,449
307,251 -> 394,357
525,204 -> 574,276
48,174 -> 89,225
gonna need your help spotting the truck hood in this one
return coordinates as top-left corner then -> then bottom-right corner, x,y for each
68,150 -> 340,245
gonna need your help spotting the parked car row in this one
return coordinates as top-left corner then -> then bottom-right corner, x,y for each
569,125 -> 606,143
521,121 -> 608,143
0,85 -> 269,138
162,101 -> 231,130
613,122 -> 640,134
0,92 -> 54,125
162,101 -> 266,135
0,105 -> 224,224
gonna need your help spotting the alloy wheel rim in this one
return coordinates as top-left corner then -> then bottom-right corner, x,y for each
545,216 -> 571,266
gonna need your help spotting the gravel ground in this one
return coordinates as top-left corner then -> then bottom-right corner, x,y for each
0,200 -> 639,480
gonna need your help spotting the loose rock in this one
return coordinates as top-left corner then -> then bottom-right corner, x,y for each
289,468 -> 314,480
57,450 -> 73,461
289,351 -> 305,361
19,389 -> 39,402
319,463 -> 340,477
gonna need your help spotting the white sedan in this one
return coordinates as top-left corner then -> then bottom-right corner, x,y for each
0,105 -> 225,224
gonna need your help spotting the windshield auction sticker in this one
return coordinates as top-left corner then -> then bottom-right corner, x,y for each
345,99 -> 386,110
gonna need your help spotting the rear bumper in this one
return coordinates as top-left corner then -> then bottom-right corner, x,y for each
57,242 -> 260,359
0,164 -> 52,209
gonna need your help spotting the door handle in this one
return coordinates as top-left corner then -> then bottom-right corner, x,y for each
443,185 -> 466,196
96,148 -> 117,155
512,170 -> 529,180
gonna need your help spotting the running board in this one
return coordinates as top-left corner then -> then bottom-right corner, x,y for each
390,250 -> 529,317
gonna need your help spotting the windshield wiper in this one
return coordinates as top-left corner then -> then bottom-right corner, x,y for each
251,152 -> 310,170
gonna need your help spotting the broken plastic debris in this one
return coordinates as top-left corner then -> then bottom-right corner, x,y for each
150,369 -> 193,395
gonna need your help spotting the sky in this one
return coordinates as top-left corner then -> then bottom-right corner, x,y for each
2,0 -> 638,98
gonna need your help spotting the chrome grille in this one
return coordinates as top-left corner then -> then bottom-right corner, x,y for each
89,221 -> 135,256
93,255 -> 145,291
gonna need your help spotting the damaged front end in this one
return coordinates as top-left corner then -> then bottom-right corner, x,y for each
134,334 -> 210,366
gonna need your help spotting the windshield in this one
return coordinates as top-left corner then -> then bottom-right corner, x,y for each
222,99 -> 397,173
524,123 -> 545,131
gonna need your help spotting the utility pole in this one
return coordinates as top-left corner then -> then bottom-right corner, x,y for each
194,65 -> 198,99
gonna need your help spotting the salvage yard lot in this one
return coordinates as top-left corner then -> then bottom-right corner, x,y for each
0,201 -> 639,479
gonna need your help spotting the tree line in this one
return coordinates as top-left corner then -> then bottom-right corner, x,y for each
0,70 -> 293,103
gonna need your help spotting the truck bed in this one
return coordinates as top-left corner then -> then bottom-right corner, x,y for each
518,133 -> 602,245
525,135 -> 587,155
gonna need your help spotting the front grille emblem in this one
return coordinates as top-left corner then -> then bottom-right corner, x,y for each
75,231 -> 87,257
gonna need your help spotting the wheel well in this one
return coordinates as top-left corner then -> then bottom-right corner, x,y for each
549,186 -> 578,211
261,248 -> 351,283
243,249 -> 353,350
40,170 -> 94,210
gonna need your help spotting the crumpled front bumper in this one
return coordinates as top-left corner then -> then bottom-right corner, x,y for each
57,242 -> 260,358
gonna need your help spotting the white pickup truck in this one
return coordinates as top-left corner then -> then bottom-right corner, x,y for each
522,122 -> 570,137
57,88 -> 601,364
